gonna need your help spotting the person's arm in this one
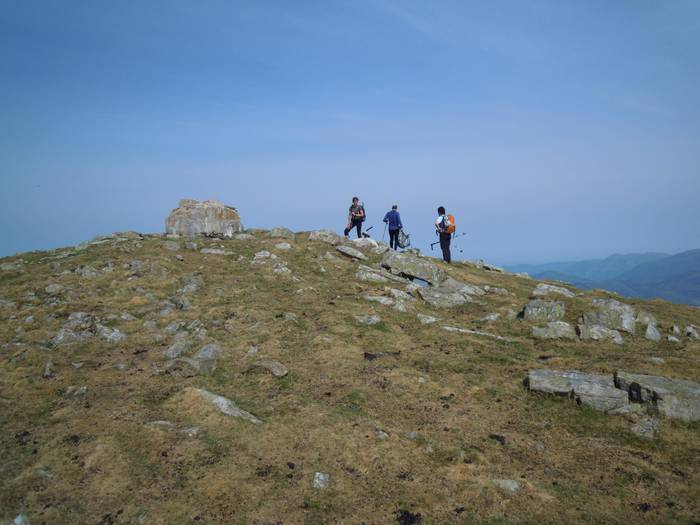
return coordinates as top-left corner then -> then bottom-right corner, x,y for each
398,213 -> 403,229
383,212 -> 389,223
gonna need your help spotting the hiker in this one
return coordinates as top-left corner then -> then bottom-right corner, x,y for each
383,205 -> 403,250
435,206 -> 455,263
344,196 -> 366,238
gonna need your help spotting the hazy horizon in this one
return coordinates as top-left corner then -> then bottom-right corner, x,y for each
2,1 -> 699,265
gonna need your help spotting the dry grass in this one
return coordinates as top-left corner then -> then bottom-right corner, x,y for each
0,233 -> 699,524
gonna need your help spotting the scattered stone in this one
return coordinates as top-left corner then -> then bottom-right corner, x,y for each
473,259 -> 504,272
614,371 -> 700,422
442,326 -> 514,342
381,251 -> 444,285
376,429 -> 389,440
532,283 -> 575,298
120,312 -> 137,321
64,385 -> 88,400
416,313 -> 438,324
440,277 -> 485,296
362,294 -> 395,307
42,360 -> 55,379
671,325 -> 681,335
269,226 -> 295,240
418,287 -> 471,308
336,245 -> 367,260
233,233 -> 256,241
372,244 -> 390,255
648,357 -> 665,364
97,325 -> 127,343
283,312 -> 299,322
492,479 -> 521,493
308,229 -> 342,245
522,300 -> 565,321
526,369 -> 631,413
532,321 -> 577,340
45,283 -> 64,295
247,346 -> 259,355
184,241 -> 199,250
179,275 -> 204,294
75,265 -> 100,278
631,417 -> 659,439
668,335 -> 681,343
686,325 -> 700,340
166,199 -> 243,237
195,342 -> 222,361
636,310 -> 657,327
191,388 -> 262,423
200,248 -> 232,255
583,298 -> 636,334
355,314 -> 381,325
11,514 -> 29,525
312,472 -> 330,490
1,261 -> 24,271
577,324 -> 624,345
165,339 -> 193,359
251,360 -> 289,378
164,240 -> 181,251
480,313 -> 500,322
645,323 -> 661,342
274,242 -> 292,250
351,237 -> 378,249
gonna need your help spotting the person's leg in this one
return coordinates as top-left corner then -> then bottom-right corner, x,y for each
394,229 -> 399,249
440,233 -> 451,263
389,229 -> 397,249
354,220 -> 362,238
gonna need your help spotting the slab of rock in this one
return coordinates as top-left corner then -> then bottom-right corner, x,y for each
336,245 -> 367,260
274,242 -> 292,250
309,229 -> 342,245
163,240 -> 181,251
614,371 -> 700,422
45,283 -> 65,295
252,360 -> 289,378
96,325 -> 127,343
269,226 -> 295,240
200,248 -> 232,255
522,300 -> 565,321
532,321 -> 576,340
356,266 -> 390,283
532,283 -> 575,298
166,199 -> 243,237
418,287 -> 471,308
526,369 -> 630,413
355,314 -> 381,325
195,342 -> 222,361
583,298 -> 635,334
381,251 -> 444,285
416,313 -> 438,324
361,294 -> 395,306
687,325 -> 700,340
645,323 -> 661,342
233,233 -> 256,240
636,310 -> 657,327
191,388 -> 262,423
577,324 -> 624,345
313,472 -> 330,490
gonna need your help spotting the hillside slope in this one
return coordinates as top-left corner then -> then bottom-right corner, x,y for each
1,231 -> 699,524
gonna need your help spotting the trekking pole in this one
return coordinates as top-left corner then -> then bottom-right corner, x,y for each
382,223 -> 387,242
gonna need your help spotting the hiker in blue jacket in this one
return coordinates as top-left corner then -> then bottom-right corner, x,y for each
383,205 -> 403,250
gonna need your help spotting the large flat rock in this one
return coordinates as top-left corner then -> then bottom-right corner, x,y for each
583,298 -> 636,334
522,299 -> 565,321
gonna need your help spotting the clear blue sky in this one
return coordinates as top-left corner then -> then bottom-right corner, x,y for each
2,1 -> 699,264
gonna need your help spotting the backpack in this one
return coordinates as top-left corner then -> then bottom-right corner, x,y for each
439,214 -> 456,234
360,204 -> 366,222
397,229 -> 411,249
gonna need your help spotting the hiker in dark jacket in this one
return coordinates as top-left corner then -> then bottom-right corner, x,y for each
344,196 -> 365,238
435,206 -> 452,263
383,205 -> 403,250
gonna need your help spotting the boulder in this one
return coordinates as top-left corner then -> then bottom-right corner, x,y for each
418,287 -> 471,308
381,251 -> 444,285
274,242 -> 291,250
526,369 -> 630,412
416,313 -> 438,324
636,310 -> 657,327
355,314 -> 381,325
251,360 -> 289,378
686,325 -> 700,340
356,266 -> 390,283
308,229 -> 342,245
577,324 -> 624,345
361,294 -> 395,307
492,479 -> 521,493
532,321 -> 577,340
165,199 -> 243,237
583,298 -> 635,334
269,226 -> 295,240
614,371 -> 700,422
630,417 -> 659,439
532,283 -> 575,298
440,277 -> 485,296
233,233 -> 256,240
645,323 -> 661,342
351,237 -> 379,249
336,245 -> 367,261
521,300 -> 565,321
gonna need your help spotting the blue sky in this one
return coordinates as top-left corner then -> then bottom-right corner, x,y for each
1,0 -> 699,264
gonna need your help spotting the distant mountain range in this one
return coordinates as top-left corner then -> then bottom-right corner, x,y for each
506,250 -> 700,306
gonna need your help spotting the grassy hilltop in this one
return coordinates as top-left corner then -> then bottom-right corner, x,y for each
1,230 -> 699,524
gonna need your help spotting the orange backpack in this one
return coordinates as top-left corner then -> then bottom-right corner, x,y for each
446,214 -> 456,234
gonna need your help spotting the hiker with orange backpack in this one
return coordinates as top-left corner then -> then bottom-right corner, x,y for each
435,206 -> 455,263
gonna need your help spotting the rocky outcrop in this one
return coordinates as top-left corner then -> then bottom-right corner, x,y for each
308,229 -> 342,245
269,227 -> 295,240
381,251 -> 444,285
577,324 -> 624,345
614,371 -> 700,422
583,298 -> 635,334
418,287 -> 471,308
165,199 -> 243,238
521,300 -> 565,321
336,245 -> 367,260
532,321 -> 577,340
